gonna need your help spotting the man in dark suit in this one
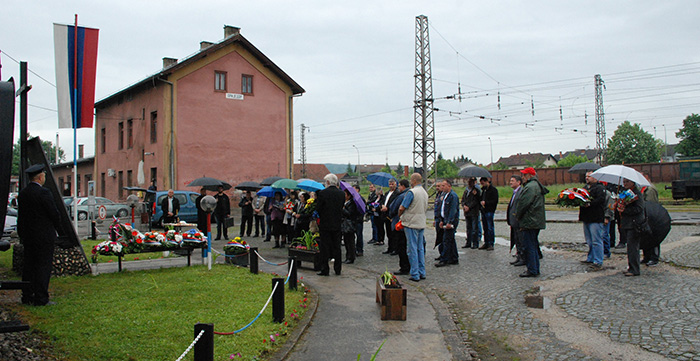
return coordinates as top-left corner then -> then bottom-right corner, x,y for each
435,179 -> 460,267
214,186 -> 230,240
161,189 -> 180,225
18,164 -> 60,306
239,190 -> 254,237
315,173 -> 345,276
195,187 -> 208,232
380,179 -> 400,255
433,181 -> 445,260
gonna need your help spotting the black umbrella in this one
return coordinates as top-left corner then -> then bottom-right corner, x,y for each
235,181 -> 261,191
123,186 -> 155,194
186,177 -> 232,191
260,176 -> 283,186
457,166 -> 492,179
640,201 -> 671,249
568,162 -> 601,174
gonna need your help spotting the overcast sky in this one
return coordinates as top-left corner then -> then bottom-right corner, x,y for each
2,1 -> 699,167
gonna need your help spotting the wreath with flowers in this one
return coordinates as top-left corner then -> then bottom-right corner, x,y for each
181,228 -> 206,245
223,237 -> 250,254
555,187 -> 591,208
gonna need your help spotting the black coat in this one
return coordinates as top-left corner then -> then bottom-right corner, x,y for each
316,186 -> 345,231
195,195 -> 208,231
461,186 -> 481,217
480,185 -> 499,213
17,182 -> 60,248
619,187 -> 645,230
238,195 -> 254,217
161,196 -> 180,216
214,192 -> 230,216
579,182 -> 606,223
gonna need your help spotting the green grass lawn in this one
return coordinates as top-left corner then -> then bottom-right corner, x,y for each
5,262 -> 309,360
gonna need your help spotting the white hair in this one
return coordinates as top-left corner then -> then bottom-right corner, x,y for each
324,173 -> 339,187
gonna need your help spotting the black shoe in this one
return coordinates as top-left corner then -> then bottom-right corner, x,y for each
641,259 -> 650,264
513,260 -> 527,267
390,251 -> 398,256
420,275 -> 426,279
368,240 -> 377,244
273,245 -> 281,249
215,237 -> 221,240
461,244 -> 470,248
486,246 -> 494,251
343,260 -> 354,264
356,252 -> 364,257
519,271 -> 538,278
374,242 -> 384,246
580,260 -> 593,264
646,260 -> 658,266
434,262 -> 448,268
382,250 -> 392,254
615,243 -> 626,249
448,261 -> 459,265
478,244 -> 488,250
408,278 -> 420,282
263,239 -> 270,242
471,246 -> 478,249
335,271 -> 341,276
254,234 -> 259,237
434,256 -> 442,261
317,271 -> 329,276
395,270 -> 410,275
510,258 -> 522,265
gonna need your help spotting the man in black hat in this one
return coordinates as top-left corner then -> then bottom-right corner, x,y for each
17,164 -> 60,306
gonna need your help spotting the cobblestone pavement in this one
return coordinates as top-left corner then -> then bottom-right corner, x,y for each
353,218 -> 700,360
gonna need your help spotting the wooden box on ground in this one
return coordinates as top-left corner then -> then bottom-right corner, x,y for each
375,277 -> 407,321
288,248 -> 321,271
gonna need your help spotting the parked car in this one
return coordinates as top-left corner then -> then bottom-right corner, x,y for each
3,207 -> 17,240
152,190 -> 200,227
74,197 -> 130,221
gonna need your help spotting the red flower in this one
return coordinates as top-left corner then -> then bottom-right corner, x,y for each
568,194 -> 575,199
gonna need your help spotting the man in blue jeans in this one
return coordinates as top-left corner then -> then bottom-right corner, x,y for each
515,167 -> 548,277
478,177 -> 499,251
579,172 -> 607,271
399,173 -> 429,282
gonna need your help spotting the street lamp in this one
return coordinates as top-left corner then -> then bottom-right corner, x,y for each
488,137 -> 493,170
662,124 -> 668,160
352,144 -> 361,183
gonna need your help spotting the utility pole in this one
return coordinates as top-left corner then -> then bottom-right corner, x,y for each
413,15 -> 436,189
299,123 -> 308,178
594,74 -> 606,165
19,62 -> 29,189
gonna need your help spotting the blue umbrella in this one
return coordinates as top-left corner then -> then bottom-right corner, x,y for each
366,172 -> 397,187
257,186 -> 287,198
339,181 -> 366,214
297,179 -> 325,192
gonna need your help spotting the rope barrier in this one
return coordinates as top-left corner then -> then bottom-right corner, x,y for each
213,281 -> 280,335
254,250 -> 288,266
284,259 -> 294,285
210,248 -> 249,258
175,329 -> 206,361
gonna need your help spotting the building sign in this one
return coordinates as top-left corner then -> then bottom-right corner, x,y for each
225,93 -> 244,100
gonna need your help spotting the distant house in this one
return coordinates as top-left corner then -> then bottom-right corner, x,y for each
94,25 -> 304,200
660,143 -> 679,162
293,163 -> 331,181
494,152 -> 557,169
556,149 -> 601,163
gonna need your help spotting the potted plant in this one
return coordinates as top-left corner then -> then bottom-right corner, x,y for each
376,269 -> 406,321
223,237 -> 250,266
288,230 -> 321,270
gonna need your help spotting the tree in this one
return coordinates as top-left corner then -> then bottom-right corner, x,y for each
557,154 -> 589,168
12,135 -> 65,175
395,162 -> 403,175
435,158 -> 459,178
675,113 -> 700,157
380,163 -> 397,177
346,163 -> 356,176
606,121 -> 662,164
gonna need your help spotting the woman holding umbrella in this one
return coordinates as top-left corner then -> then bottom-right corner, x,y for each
618,178 -> 646,276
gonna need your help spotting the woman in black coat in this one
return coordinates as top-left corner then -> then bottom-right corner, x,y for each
341,190 -> 358,264
618,178 -> 646,276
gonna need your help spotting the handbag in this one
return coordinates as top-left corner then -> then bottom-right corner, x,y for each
224,216 -> 234,228
632,210 -> 652,236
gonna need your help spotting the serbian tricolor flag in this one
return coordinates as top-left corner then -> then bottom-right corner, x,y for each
53,22 -> 99,129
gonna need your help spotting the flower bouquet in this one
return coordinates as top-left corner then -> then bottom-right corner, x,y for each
555,187 -> 591,208
380,268 -> 401,288
141,231 -> 163,250
291,230 -> 319,251
181,228 -> 206,246
223,237 -> 250,254
613,189 -> 638,212
162,230 -> 182,248
91,240 -> 125,261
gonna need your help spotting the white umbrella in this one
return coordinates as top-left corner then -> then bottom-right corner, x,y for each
590,165 -> 650,187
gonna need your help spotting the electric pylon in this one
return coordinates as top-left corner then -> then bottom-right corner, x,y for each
413,15 -> 436,188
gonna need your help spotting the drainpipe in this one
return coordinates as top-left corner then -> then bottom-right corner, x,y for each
289,93 -> 302,178
158,77 -> 175,189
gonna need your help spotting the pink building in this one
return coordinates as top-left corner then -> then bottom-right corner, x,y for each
94,26 -> 304,200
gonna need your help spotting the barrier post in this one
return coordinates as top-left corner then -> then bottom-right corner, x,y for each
193,323 -> 214,361
288,257 -> 298,290
90,221 -> 97,240
272,278 -> 284,323
250,247 -> 259,274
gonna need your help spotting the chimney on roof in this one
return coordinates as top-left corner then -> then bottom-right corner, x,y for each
224,25 -> 240,38
162,57 -> 177,69
200,41 -> 214,50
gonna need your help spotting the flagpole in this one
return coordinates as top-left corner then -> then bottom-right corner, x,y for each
72,14 -> 79,231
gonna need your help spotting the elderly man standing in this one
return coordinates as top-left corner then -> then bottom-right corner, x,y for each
515,167 -> 548,277
315,174 -> 346,276
507,175 -> 525,266
435,179 -> 460,267
580,172 -> 607,271
161,189 -> 180,225
399,173 -> 430,281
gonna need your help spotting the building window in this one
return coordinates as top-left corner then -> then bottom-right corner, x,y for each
84,174 -> 92,197
215,71 -> 227,91
58,177 -> 64,195
242,74 -> 253,94
150,168 -> 157,188
77,174 -> 81,197
150,111 -> 158,143
118,122 -> 124,150
127,170 -> 133,188
101,173 -> 105,197
127,119 -> 133,149
101,128 -> 106,153
118,171 -> 124,199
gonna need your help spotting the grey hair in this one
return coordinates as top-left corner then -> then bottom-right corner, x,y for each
324,173 -> 339,187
